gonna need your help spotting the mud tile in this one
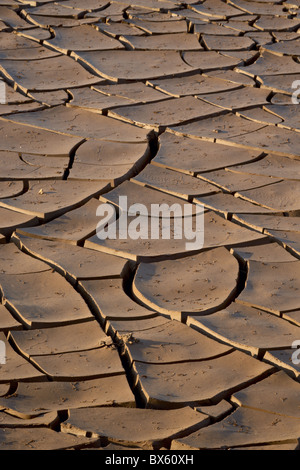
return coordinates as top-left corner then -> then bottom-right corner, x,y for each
133,247 -> 239,321
117,1 -> 178,13
198,87 -> 270,111
0,207 -> 39,237
0,242 -> 50,275
68,163 -> 136,184
148,73 -> 241,98
171,407 -> 300,450
95,21 -> 145,37
194,193 -> 277,218
24,14 -> 98,28
0,45 -> 60,60
169,112 -> 265,141
5,106 -> 151,142
0,304 -> 22,332
0,384 -> 10,397
197,169 -> 281,192
101,180 -> 199,216
228,0 -> 288,16
190,0 -> 243,19
93,81 -> 166,104
194,22 -> 241,36
0,150 -> 65,180
20,153 -> 69,170
232,371 -> 300,418
195,401 -> 233,421
0,120 -> 83,156
282,310 -> 300,326
0,79 -> 30,104
79,278 -> 156,322
24,3 -> 84,17
0,271 -> 94,328
259,74 -> 300,95
237,108 -> 283,125
10,321 -> 112,357
0,20 -> 9,31
236,260 -> 300,315
188,303 -> 300,356
253,15 -> 300,32
45,25 -> 124,54
236,181 -> 300,213
0,101 -> 46,115
61,407 -> 209,450
67,86 -> 138,113
271,93 -> 292,105
15,27 -> 52,42
262,39 -> 300,57
236,52 -> 300,78
182,51 -> 242,70
265,230 -> 300,257
127,18 -> 187,34
106,316 -> 170,339
0,411 -> 59,428
27,90 -> 68,107
74,50 -> 196,81
272,31 -> 300,41
133,350 -> 274,408
264,349 -> 300,379
0,181 -> 23,198
31,347 -> 124,381
231,241 -> 297,263
55,0 -> 110,12
127,10 -> 179,21
0,427 -> 99,450
228,154 -> 300,180
123,319 -> 232,364
83,221 -> 203,261
132,165 -> 220,200
226,126 -> 300,159
13,233 -> 128,281
0,376 -> 135,418
108,96 -> 223,131
120,32 -> 202,51
0,333 -> 45,383
0,181 -> 107,221
264,104 -> 300,132
202,34 -> 254,51
232,214 -> 300,233
245,31 -> 274,47
74,139 -> 150,167
222,19 -> 257,34
153,133 -> 262,175
0,55 -> 101,93
15,199 -> 112,244
0,6 -> 34,29
204,69 -> 255,86
220,49 -> 259,64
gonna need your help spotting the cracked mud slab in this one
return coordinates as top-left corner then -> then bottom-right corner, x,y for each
0,0 -> 299,452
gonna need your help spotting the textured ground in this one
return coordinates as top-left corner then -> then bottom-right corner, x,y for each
0,0 -> 299,451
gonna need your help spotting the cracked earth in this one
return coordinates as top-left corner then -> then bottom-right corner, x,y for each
0,0 -> 299,452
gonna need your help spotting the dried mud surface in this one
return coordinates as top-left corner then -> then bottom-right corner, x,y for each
0,0 -> 299,451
